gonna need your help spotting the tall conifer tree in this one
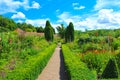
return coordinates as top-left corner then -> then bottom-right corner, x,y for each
65,22 -> 74,42
44,20 -> 54,41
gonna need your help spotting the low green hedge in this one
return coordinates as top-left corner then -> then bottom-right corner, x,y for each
62,45 -> 96,80
3,44 -> 56,80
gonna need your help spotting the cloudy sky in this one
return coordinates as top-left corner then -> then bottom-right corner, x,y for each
0,0 -> 120,31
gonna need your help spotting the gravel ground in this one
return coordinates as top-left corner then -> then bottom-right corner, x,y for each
36,46 -> 68,80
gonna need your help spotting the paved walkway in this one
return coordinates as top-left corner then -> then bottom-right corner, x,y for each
36,46 -> 68,80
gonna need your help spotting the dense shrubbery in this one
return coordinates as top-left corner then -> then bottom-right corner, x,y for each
0,32 -> 53,79
3,44 -> 56,80
64,30 -> 119,79
81,52 -> 113,76
17,23 -> 36,32
112,37 -> 120,51
0,16 -> 17,32
62,45 -> 96,80
0,32 -> 48,59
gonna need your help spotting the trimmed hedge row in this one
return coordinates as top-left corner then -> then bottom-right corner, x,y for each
3,44 -> 56,80
62,45 -> 96,80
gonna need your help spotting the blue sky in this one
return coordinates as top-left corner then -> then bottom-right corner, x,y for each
0,0 -> 120,31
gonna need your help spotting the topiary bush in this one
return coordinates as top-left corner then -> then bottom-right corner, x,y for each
101,58 -> 119,79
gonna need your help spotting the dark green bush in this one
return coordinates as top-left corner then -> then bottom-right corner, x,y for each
101,58 -> 118,79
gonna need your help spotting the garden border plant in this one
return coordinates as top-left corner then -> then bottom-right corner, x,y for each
2,44 -> 56,80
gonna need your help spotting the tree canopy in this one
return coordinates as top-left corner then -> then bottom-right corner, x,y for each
0,15 -> 17,32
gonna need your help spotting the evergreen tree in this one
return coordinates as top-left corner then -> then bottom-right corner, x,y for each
65,26 -> 69,42
65,22 -> 74,42
69,22 -> 74,42
44,20 -> 54,41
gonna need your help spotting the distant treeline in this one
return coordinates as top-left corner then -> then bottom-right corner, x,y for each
0,15 -> 44,33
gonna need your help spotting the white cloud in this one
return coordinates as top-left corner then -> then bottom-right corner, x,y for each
72,3 -> 79,6
24,1 -> 40,9
51,23 -> 61,32
78,9 -> 120,30
57,9 -> 120,31
57,12 -> 81,24
0,0 -> 21,14
72,2 -> 85,10
94,0 -> 120,10
11,12 -> 26,19
25,19 -> 49,27
0,0 -> 40,14
17,20 -> 24,23
31,1 -> 40,9
74,6 -> 85,10
97,9 -> 120,26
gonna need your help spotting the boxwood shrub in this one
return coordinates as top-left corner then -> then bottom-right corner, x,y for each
62,45 -> 96,80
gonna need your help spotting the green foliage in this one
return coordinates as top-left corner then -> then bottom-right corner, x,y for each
62,45 -> 96,80
3,44 -> 56,80
56,24 -> 65,39
0,32 -> 52,79
0,27 -> 10,32
65,22 -> 74,42
25,28 -> 33,32
0,15 -> 17,32
81,52 -> 112,75
66,42 -> 80,53
101,58 -> 118,79
114,29 -> 120,38
112,38 -> 120,50
115,53 -> 120,77
36,26 -> 44,33
44,20 -> 54,41
17,23 -> 36,32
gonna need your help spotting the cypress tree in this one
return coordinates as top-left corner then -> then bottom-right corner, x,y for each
65,26 -> 69,42
69,22 -> 74,42
65,22 -> 74,42
44,20 -> 54,41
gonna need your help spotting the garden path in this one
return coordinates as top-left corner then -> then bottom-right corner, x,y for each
36,46 -> 68,80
